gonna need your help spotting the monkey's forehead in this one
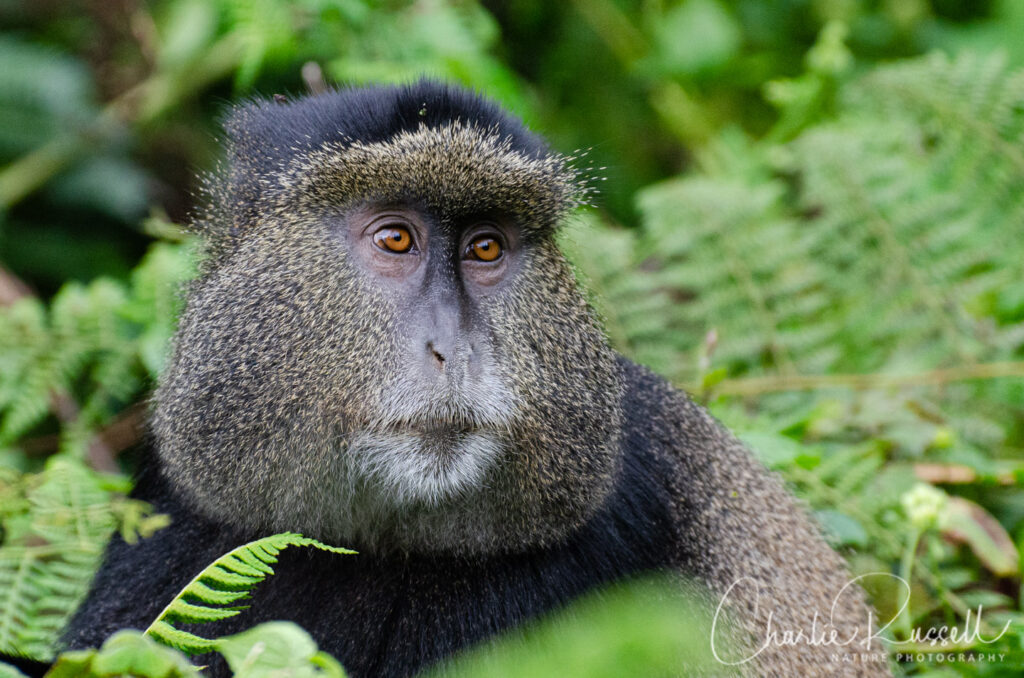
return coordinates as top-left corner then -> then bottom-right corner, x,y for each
275,122 -> 590,233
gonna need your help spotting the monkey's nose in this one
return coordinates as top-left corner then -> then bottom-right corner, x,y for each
426,341 -> 447,371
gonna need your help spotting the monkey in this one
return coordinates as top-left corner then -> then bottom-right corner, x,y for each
45,81 -> 891,677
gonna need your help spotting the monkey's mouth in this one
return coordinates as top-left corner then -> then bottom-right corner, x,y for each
359,419 -> 495,463
405,421 -> 479,437
370,416 -> 482,438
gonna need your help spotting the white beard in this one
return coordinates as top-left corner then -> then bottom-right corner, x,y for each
346,430 -> 504,505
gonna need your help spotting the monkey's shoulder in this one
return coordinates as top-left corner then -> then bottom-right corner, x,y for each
613,356 -> 783,554
616,356 -> 738,463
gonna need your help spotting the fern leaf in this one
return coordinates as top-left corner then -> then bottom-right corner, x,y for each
0,459 -> 116,660
145,621 -> 218,655
199,566 -> 261,590
219,554 -> 272,578
164,600 -> 244,624
144,533 -> 354,655
180,581 -> 250,606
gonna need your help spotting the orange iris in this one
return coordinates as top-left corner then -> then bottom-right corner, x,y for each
470,237 -> 502,262
374,226 -> 412,253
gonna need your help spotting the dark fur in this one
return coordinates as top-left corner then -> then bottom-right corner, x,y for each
54,82 -> 890,677
61,361 -> 679,678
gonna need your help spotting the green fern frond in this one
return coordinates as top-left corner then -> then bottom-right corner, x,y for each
144,533 -> 354,655
849,51 -> 1024,217
0,241 -> 193,455
0,459 -> 116,660
583,52 -> 1024,384
564,50 -> 1024,461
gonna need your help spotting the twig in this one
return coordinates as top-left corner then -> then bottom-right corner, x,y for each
567,0 -> 645,64
18,401 -> 146,461
914,463 -> 1016,486
0,265 -> 33,305
698,361 -> 1024,396
0,34 -> 242,210
49,393 -> 121,473
97,401 -> 147,454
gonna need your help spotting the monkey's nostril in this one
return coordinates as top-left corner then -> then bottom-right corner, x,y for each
427,341 -> 446,370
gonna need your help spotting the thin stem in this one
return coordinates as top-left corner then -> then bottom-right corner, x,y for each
0,34 -> 242,210
697,360 -> 1024,396
897,528 -> 921,640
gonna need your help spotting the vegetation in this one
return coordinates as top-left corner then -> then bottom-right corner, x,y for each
1,1 -> 1023,676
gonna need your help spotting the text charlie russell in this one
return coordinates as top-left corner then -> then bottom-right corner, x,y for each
711,573 -> 1015,666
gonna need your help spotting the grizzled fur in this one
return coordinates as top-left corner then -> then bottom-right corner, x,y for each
153,82 -> 617,554
58,81 -> 891,677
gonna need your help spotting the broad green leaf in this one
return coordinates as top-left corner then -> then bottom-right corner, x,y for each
47,631 -> 200,678
216,622 -> 346,678
424,577 -> 719,678
0,662 -> 28,678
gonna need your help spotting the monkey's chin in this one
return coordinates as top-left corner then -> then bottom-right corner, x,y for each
346,429 -> 502,506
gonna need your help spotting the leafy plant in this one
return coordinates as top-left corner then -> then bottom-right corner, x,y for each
46,631 -> 201,678
26,623 -> 349,678
0,242 -> 193,468
562,47 -> 1024,673
0,572 -> 719,678
0,458 -> 164,660
3,3 -> 1024,676
143,533 -> 354,656
421,577 -> 719,678
0,533 -> 354,677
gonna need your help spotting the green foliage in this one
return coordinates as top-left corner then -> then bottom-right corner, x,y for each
0,36 -> 97,158
144,533 -> 355,656
33,624 -> 347,678
648,0 -> 742,77
421,577 -> 719,678
0,240 -> 187,661
0,573 -> 718,678
3,2 -> 1024,676
576,51 -> 1024,450
563,47 -> 1024,673
0,242 -> 193,460
46,631 -> 200,678
0,533 -> 354,678
321,1 -> 528,114
0,458 -> 164,660
0,664 -> 27,678
216,623 -> 347,678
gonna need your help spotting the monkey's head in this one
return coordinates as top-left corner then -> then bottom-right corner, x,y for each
153,81 -> 622,554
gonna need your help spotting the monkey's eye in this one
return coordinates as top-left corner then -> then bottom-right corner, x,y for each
466,236 -> 503,262
373,225 -> 413,253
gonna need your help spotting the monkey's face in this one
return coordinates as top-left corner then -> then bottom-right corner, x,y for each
154,119 -> 622,554
336,203 -> 521,504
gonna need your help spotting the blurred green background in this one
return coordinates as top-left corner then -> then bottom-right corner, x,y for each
2,1 -> 1024,676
